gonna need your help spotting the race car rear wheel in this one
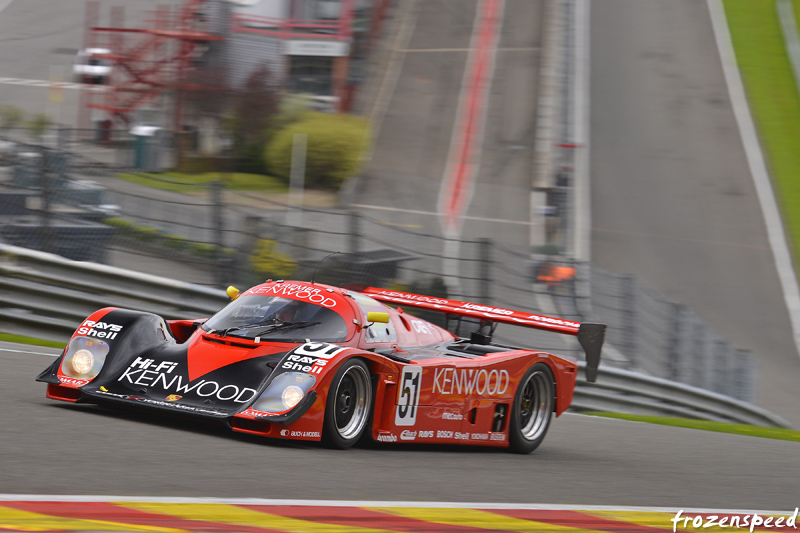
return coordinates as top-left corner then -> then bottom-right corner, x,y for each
322,358 -> 372,449
508,363 -> 554,454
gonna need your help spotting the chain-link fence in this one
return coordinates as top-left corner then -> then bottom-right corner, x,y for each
0,136 -> 755,401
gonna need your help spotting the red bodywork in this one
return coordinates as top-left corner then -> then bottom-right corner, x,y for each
45,280 -> 596,449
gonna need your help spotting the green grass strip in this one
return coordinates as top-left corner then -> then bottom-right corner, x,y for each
724,0 -> 800,263
116,172 -> 287,194
581,411 -> 800,442
0,333 -> 66,350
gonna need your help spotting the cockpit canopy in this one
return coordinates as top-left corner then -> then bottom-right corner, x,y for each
201,295 -> 349,342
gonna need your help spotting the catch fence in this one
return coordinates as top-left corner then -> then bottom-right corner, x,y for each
0,134 -> 755,402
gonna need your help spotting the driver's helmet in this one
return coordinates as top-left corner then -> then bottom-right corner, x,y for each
275,299 -> 302,323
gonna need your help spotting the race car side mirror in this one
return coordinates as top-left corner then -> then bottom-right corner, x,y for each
226,286 -> 240,300
366,312 -> 390,324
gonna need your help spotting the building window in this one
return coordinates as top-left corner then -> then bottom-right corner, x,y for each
289,55 -> 333,95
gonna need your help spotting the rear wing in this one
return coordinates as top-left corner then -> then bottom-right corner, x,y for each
351,286 -> 605,382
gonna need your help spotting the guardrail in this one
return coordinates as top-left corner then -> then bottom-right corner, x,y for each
0,243 -> 790,428
572,364 -> 791,428
0,243 -> 227,341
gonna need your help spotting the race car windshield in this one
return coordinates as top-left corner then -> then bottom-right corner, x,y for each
202,295 -> 348,342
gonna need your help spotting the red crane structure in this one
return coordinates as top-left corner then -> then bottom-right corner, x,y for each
77,0 -> 358,140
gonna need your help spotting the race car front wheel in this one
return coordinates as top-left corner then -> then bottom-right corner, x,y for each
508,363 -> 554,454
322,358 -> 372,449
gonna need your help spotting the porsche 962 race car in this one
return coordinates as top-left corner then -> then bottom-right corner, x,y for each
37,280 -> 605,453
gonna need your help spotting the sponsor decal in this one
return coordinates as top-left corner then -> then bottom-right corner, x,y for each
432,367 -> 510,397
419,430 -> 434,438
375,290 -> 449,306
59,377 -> 89,387
490,433 -> 505,441
246,284 -> 338,308
454,432 -> 470,440
118,356 -> 257,404
395,366 -> 422,426
400,430 -> 417,441
377,433 -> 397,442
436,430 -> 453,439
293,342 -> 347,359
130,397 -> 226,416
95,389 -> 130,399
279,429 -> 319,438
290,430 -> 320,438
76,320 -> 123,340
410,320 -> 432,335
460,303 -> 514,316
526,314 -> 580,329
282,343 -> 347,374
243,408 -> 278,418
442,411 -> 463,420
471,433 -> 489,440
165,395 -> 181,402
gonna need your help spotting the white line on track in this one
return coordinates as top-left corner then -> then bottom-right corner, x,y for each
1,347 -> 59,357
708,0 -> 800,362
350,203 -> 532,225
573,0 -> 591,261
365,0 -> 420,162
0,494 -> 787,515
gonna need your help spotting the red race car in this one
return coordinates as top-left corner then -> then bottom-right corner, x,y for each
37,280 -> 604,453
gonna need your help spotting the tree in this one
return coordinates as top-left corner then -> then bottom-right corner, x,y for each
265,111 -> 371,190
228,65 -> 281,174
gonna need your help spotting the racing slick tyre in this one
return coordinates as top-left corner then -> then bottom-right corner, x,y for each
508,363 -> 555,454
322,358 -> 373,449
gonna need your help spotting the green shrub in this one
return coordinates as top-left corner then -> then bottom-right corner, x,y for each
25,113 -> 52,140
264,112 -> 371,190
192,242 -> 217,258
138,226 -> 162,242
162,234 -> 188,251
0,104 -> 23,130
104,217 -> 135,232
250,239 -> 297,280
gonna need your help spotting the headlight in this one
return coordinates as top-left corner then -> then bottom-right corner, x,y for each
281,385 -> 304,410
70,349 -> 94,375
61,337 -> 110,380
251,372 -> 316,413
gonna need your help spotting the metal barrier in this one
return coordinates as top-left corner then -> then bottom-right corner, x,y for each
0,242 -> 787,427
0,242 -> 227,341
572,363 -> 791,428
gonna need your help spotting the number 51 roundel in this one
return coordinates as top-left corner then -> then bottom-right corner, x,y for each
395,366 -> 422,426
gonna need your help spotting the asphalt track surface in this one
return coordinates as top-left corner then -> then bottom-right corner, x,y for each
354,0 -> 542,249
589,0 -> 800,429
3,344 -> 800,509
2,0 -> 800,514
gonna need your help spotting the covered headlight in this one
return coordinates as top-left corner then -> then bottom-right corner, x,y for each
281,385 -> 304,409
61,337 -> 110,379
251,372 -> 316,413
70,349 -> 94,375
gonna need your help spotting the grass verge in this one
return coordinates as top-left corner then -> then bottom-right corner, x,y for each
116,171 -> 288,194
724,0 -> 800,265
0,333 -> 66,350
581,411 -> 800,442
